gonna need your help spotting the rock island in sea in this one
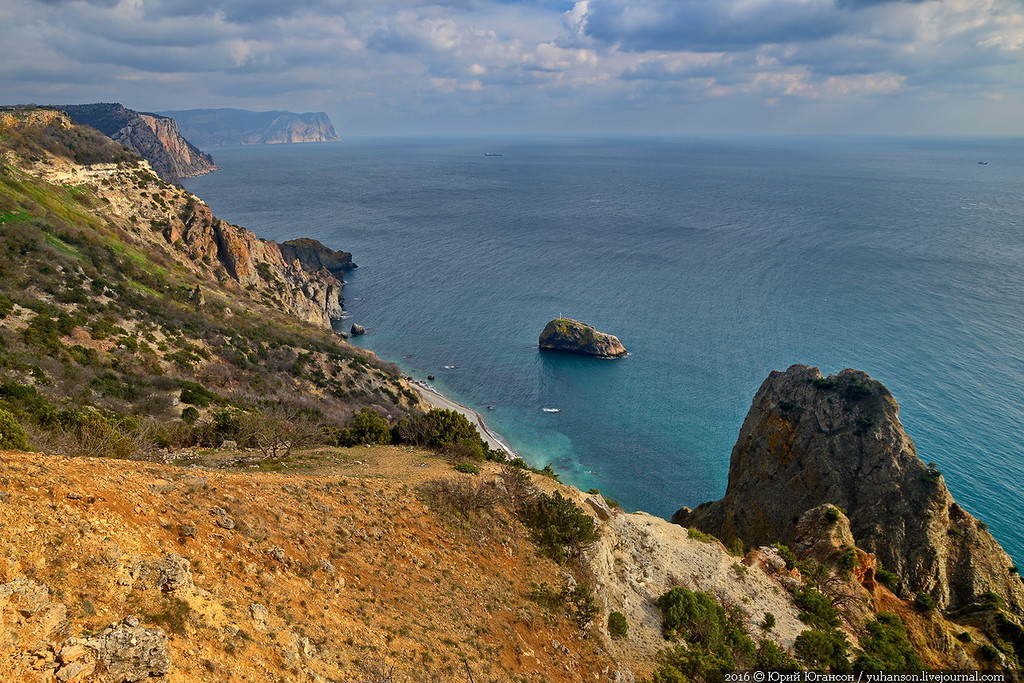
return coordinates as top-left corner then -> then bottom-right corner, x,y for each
538,318 -> 628,358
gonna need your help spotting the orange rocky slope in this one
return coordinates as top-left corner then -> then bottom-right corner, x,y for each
0,448 -> 621,682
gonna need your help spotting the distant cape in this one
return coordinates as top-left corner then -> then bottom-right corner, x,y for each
157,108 -> 340,147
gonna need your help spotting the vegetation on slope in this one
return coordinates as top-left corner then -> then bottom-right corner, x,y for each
0,108 -> 419,462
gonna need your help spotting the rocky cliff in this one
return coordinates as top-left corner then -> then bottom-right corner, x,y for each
61,103 -> 216,185
538,318 -> 628,358
3,108 -> 343,329
157,108 -> 339,146
673,364 -> 1024,614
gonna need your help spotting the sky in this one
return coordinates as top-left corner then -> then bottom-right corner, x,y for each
3,0 -> 1023,136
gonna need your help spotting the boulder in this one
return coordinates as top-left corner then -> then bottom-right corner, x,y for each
350,324 -> 366,336
538,318 -> 627,358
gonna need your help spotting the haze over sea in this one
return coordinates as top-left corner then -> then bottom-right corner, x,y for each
184,136 -> 1024,564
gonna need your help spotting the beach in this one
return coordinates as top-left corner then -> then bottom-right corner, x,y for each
409,381 -> 517,458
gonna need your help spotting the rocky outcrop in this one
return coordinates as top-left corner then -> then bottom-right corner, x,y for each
279,237 -> 356,275
539,318 -> 627,358
61,103 -> 216,184
157,108 -> 339,147
3,109 -> 346,328
673,364 -> 1024,613
166,199 -> 346,326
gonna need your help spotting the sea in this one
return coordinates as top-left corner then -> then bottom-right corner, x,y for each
183,135 -> 1024,565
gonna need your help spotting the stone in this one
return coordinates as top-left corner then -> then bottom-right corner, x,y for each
673,364 -> 1024,613
177,525 -> 197,538
350,323 -> 366,336
220,440 -> 237,450
135,553 -> 194,596
538,318 -> 627,358
248,602 -> 269,624
85,620 -> 170,683
56,660 -> 95,682
585,495 -> 614,521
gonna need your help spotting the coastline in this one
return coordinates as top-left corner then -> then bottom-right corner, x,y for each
408,380 -> 518,459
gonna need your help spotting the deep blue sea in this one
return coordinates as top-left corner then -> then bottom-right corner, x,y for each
183,136 -> 1024,565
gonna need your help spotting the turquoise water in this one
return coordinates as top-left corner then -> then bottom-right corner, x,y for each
184,136 -> 1024,564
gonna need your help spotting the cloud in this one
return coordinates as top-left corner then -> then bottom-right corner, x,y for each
569,0 -> 846,52
1,0 -> 1023,135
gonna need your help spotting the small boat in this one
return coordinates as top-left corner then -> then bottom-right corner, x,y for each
483,153 -> 503,157
542,407 -> 561,413
978,161 -> 989,165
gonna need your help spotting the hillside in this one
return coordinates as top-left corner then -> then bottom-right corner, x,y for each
157,109 -> 339,147
0,107 -> 416,462
60,104 -> 216,185
0,108 -> 1021,682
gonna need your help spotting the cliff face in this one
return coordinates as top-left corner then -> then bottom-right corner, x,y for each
538,318 -> 627,358
673,364 -> 1024,614
157,108 -> 339,147
6,108 -> 342,328
61,103 -> 216,184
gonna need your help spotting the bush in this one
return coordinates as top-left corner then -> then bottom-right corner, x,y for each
348,406 -> 391,445
913,592 -> 937,612
687,527 -> 721,544
653,587 -> 757,680
824,506 -> 841,523
419,478 -> 498,529
181,406 -> 199,424
529,580 -> 598,629
177,380 -> 219,407
795,587 -> 840,628
0,408 -> 29,450
875,566 -> 904,595
517,490 -> 599,564
453,462 -> 480,475
794,628 -> 850,672
608,611 -> 629,639
852,612 -> 922,672
756,639 -> 800,671
762,612 -> 776,631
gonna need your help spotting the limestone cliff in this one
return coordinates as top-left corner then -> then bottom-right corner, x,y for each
61,103 -> 216,184
157,108 -> 339,147
3,108 -> 342,328
538,318 -> 628,358
673,364 -> 1024,614
279,237 -> 356,276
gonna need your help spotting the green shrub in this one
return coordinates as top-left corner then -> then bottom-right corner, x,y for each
837,546 -> 857,574
181,406 -> 199,424
794,628 -> 850,672
875,567 -> 904,595
913,592 -> 936,612
0,408 -> 29,450
756,639 -> 800,671
762,612 -> 776,631
529,581 -> 598,629
728,537 -> 745,556
687,527 -> 721,544
824,506 -> 841,523
795,587 -> 840,628
453,462 -> 480,475
177,380 -> 219,407
776,544 -> 798,570
608,611 -> 629,639
517,490 -> 599,564
653,587 -> 757,680
852,612 -> 922,672
348,406 -> 391,445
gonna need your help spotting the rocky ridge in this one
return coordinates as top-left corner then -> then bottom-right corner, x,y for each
539,318 -> 628,358
157,109 -> 340,147
60,103 -> 216,185
673,364 -> 1024,614
2,108 -> 344,329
